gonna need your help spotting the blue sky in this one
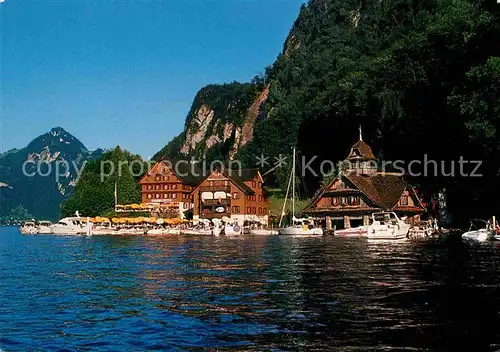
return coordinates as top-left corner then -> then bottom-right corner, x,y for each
1,0 -> 305,159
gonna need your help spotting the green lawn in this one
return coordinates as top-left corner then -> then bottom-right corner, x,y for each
269,197 -> 310,217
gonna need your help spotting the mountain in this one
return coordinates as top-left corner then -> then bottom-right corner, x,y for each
0,127 -> 103,220
154,0 -> 500,224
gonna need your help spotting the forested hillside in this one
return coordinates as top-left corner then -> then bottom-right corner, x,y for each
61,147 -> 144,218
155,0 -> 500,224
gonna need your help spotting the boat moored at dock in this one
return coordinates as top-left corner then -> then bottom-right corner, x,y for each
366,212 -> 410,241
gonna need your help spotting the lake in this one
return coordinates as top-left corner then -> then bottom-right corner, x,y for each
1,226 -> 500,351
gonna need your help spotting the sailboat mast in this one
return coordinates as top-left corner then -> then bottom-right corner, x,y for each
279,151 -> 293,228
292,147 -> 295,224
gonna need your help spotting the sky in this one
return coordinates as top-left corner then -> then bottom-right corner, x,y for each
1,0 -> 305,159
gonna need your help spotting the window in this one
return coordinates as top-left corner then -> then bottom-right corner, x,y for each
263,208 -> 267,214
342,197 -> 348,205
332,197 -> 339,206
258,195 -> 262,202
252,207 -> 256,214
233,206 -> 240,213
210,181 -> 214,187
233,192 -> 239,199
247,207 -> 251,214
155,194 -> 160,199
349,196 -> 360,206
155,176 -> 160,181
172,193 -> 177,199
147,185 -> 152,190
259,182 -> 262,188
400,195 -> 409,206
172,184 -> 177,190
147,194 -> 152,199
258,208 -> 262,215
164,193 -> 169,199
252,181 -> 256,188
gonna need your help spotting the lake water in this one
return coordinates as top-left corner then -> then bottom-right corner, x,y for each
1,226 -> 500,351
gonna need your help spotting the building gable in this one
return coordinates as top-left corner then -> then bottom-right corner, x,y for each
139,162 -> 181,184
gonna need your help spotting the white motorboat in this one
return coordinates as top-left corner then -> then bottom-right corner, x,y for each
278,147 -> 323,236
37,221 -> 52,234
407,220 -> 439,240
50,217 -> 86,235
182,228 -> 213,236
19,221 -> 38,235
249,227 -> 279,235
461,219 -> 497,243
334,226 -> 368,237
147,227 -> 181,236
366,212 -> 410,241
114,227 -> 144,235
91,222 -> 117,235
223,222 -> 243,236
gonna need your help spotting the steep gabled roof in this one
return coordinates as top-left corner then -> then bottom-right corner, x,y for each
304,171 -> 424,213
222,169 -> 255,195
169,159 -> 204,185
347,140 -> 376,161
344,171 -> 408,209
138,160 -> 203,185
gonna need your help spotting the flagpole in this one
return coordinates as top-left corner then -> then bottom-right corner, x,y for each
114,182 -> 117,207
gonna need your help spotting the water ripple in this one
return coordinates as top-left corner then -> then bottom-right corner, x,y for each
1,228 -> 500,350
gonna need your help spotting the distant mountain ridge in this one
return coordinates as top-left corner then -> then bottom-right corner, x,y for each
0,127 -> 103,220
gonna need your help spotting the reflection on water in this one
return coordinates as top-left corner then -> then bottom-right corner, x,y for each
1,227 -> 500,351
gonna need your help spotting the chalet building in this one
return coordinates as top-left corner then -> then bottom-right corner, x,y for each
138,161 -> 202,218
303,132 -> 425,229
192,169 -> 269,225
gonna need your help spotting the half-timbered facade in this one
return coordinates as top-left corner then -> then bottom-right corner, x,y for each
303,133 -> 425,229
192,169 -> 269,225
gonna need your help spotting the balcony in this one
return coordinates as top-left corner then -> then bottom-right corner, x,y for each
201,198 -> 231,206
201,210 -> 231,219
199,185 -> 231,193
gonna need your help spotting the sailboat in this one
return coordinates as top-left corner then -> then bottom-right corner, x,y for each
278,148 -> 323,236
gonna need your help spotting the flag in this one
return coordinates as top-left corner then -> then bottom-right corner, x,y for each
114,182 -> 117,207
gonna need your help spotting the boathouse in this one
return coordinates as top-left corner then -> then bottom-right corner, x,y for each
303,131 -> 425,229
192,168 -> 270,225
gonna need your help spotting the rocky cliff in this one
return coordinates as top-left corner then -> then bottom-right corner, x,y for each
153,82 -> 269,161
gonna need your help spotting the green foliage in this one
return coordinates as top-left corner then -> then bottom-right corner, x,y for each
61,147 -> 144,217
155,0 -> 500,222
0,205 -> 34,222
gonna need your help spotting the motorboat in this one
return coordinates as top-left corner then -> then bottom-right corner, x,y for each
461,219 -> 497,243
278,147 -> 323,236
223,221 -> 243,236
407,219 -> 439,240
19,221 -> 38,235
37,221 -> 52,234
249,227 -> 279,235
49,217 -> 86,235
114,227 -> 145,235
334,226 -> 368,237
147,227 -> 181,236
91,222 -> 118,235
366,212 -> 410,241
